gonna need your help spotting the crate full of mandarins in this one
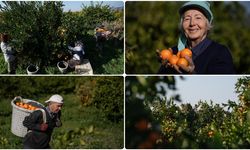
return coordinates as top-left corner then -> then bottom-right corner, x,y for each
11,96 -> 44,137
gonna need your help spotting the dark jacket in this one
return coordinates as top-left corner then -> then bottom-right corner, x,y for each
23,107 -> 61,149
158,40 -> 235,74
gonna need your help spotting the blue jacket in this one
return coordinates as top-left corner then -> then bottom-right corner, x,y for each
158,40 -> 235,74
23,107 -> 61,149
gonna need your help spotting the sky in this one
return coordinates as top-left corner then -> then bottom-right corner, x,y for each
0,1 -> 124,12
62,1 -> 124,12
170,76 -> 240,106
233,1 -> 250,14
63,1 -> 250,13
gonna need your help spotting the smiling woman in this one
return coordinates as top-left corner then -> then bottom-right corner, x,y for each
158,1 -> 235,74
125,1 -> 250,74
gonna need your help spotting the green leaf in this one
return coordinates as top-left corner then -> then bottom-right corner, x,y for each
80,139 -> 86,146
88,125 -> 94,133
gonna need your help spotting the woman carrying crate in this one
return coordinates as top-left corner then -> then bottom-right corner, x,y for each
23,94 -> 64,149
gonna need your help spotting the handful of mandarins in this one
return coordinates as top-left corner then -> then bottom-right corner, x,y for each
160,48 -> 192,65
15,101 -> 39,111
158,48 -> 192,69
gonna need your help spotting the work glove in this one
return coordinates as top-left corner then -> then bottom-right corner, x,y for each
40,123 -> 48,131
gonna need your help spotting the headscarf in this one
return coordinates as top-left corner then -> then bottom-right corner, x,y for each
177,1 -> 213,50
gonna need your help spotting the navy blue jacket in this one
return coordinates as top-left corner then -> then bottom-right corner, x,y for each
23,107 -> 61,149
158,40 -> 235,74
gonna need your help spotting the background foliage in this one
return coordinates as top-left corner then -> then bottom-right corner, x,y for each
92,77 -> 124,122
0,76 -> 124,148
125,1 -> 250,74
0,1 -> 64,68
0,1 -> 124,74
126,76 -> 250,148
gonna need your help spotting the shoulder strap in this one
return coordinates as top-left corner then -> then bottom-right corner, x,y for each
37,108 -> 47,124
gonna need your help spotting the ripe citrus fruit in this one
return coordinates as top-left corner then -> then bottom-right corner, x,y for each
169,55 -> 179,65
138,140 -> 153,149
97,28 -> 105,32
177,51 -> 181,58
160,49 -> 172,60
23,104 -> 28,109
177,58 -> 189,67
31,107 -> 37,111
135,119 -> 149,131
208,131 -> 214,137
180,48 -> 192,58
148,131 -> 160,142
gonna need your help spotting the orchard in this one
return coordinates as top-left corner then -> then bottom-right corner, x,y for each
0,76 -> 124,148
0,1 -> 124,74
126,76 -> 250,148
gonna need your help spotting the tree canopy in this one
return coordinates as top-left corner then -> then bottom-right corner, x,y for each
126,76 -> 250,148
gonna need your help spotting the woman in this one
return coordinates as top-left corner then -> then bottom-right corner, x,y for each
158,1 -> 235,74
0,33 -> 16,74
95,25 -> 112,52
23,94 -> 64,149
68,40 -> 85,63
67,40 -> 85,69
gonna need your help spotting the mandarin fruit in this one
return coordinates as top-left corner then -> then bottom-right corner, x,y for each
208,131 -> 214,137
177,58 -> 189,67
135,119 -> 149,131
169,55 -> 179,65
19,103 -> 24,108
180,48 -> 192,58
23,104 -> 28,109
160,49 -> 172,60
177,51 -> 181,58
30,107 -> 36,111
148,131 -> 161,142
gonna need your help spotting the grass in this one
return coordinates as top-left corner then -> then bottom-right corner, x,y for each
95,50 -> 124,74
0,55 -> 8,74
83,35 -> 124,74
0,94 -> 124,149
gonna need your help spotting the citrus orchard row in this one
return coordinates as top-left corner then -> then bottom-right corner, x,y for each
129,99 -> 250,149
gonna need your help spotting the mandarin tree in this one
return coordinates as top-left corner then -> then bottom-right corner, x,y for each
0,1 -> 64,68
